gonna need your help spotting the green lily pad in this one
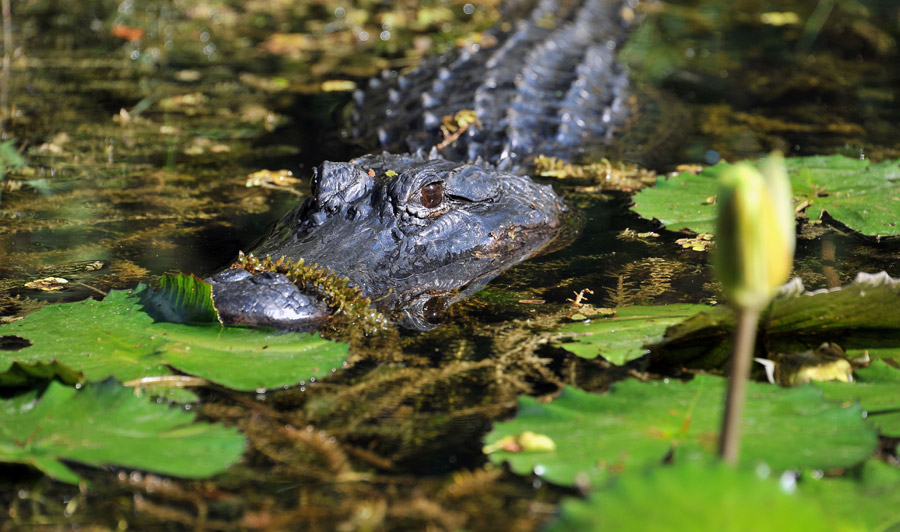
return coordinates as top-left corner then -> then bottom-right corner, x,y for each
545,462 -> 861,532
0,380 -> 245,484
0,286 -> 349,391
631,155 -> 900,237
485,376 -> 876,487
553,304 -> 712,365
631,164 -> 723,234
788,155 -> 900,237
799,459 -> 900,531
815,360 -> 900,436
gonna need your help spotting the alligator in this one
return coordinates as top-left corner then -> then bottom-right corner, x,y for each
209,0 -> 637,331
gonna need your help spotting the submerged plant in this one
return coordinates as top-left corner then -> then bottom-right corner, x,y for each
714,152 -> 795,464
234,251 -> 386,333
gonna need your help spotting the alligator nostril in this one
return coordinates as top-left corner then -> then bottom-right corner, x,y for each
423,296 -> 446,324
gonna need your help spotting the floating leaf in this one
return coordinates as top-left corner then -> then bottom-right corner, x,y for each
788,155 -> 900,237
651,272 -> 900,370
0,287 -> 349,391
485,376 -> 876,487
631,164 -> 722,234
545,462 -> 861,532
799,459 -> 900,531
631,156 -> 900,237
815,360 -> 900,436
0,380 -> 245,484
139,273 -> 219,324
553,304 -> 711,365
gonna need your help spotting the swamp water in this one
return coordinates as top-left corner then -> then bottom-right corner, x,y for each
2,1 -> 900,530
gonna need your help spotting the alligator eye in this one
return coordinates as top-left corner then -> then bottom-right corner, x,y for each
423,296 -> 446,324
421,182 -> 443,208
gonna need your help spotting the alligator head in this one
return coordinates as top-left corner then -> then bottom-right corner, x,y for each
209,152 -> 567,330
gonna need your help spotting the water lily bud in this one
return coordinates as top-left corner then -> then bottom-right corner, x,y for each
714,153 -> 795,310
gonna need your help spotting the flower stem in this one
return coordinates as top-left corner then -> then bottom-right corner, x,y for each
719,307 -> 761,465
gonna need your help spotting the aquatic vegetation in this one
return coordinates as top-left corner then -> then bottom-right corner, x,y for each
2,0 -> 900,529
139,272 -> 218,324
545,462 -> 862,532
485,377 -> 876,487
234,252 -> 386,333
0,380 -> 245,485
816,359 -> 900,437
553,304 -> 711,365
0,281 -> 350,392
632,155 -> 900,239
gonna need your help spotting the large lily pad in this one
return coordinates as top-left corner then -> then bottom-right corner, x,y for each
0,286 -> 349,391
631,155 -> 900,237
0,380 -> 245,484
485,376 -> 876,487
799,459 -> 900,531
815,359 -> 900,436
553,304 -> 712,365
545,462 -> 860,532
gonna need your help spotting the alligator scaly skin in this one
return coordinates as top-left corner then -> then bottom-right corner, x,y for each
351,0 -> 636,172
210,0 -> 637,330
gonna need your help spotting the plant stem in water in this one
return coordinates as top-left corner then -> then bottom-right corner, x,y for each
719,307 -> 761,465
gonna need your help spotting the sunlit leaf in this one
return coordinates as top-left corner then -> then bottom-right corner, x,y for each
799,459 -> 900,531
139,273 -> 219,324
0,287 -> 349,392
815,359 -> 900,436
0,380 -> 245,484
631,156 -> 900,237
545,462 -> 862,532
631,164 -> 722,234
788,155 -> 900,237
553,304 -> 711,365
485,376 -> 876,487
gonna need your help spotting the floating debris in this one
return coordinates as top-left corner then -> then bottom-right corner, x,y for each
24,277 -> 69,291
245,169 -> 302,188
483,431 -> 556,454
676,233 -> 715,252
437,109 -> 481,149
